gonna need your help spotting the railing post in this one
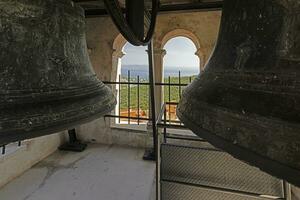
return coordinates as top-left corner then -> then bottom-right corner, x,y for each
146,39 -> 160,200
128,70 -> 131,124
137,75 -> 140,125
178,70 -> 181,99
119,74 -> 121,123
168,76 -> 171,123
144,40 -> 158,160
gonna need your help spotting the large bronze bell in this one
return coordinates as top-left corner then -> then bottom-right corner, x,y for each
178,0 -> 300,186
0,0 -> 116,145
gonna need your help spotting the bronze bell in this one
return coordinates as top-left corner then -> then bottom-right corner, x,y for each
0,0 -> 116,145
178,0 -> 300,186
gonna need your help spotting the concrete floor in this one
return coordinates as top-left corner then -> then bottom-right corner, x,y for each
0,144 -> 156,200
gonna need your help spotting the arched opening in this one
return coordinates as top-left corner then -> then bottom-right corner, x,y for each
162,36 -> 200,121
113,40 -> 150,126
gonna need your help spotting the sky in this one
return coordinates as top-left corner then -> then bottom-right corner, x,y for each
121,36 -> 199,69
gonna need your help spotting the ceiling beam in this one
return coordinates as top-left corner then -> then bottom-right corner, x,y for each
74,1 -> 223,18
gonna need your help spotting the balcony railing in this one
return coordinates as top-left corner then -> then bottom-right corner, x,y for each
103,70 -> 196,125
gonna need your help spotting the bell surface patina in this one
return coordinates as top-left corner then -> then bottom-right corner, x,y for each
178,0 -> 300,186
0,0 -> 116,145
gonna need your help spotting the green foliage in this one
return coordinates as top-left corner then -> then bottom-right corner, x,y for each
119,76 -> 196,111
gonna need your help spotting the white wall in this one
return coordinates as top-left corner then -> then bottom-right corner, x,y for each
0,133 -> 66,188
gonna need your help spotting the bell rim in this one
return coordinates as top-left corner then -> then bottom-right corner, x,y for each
0,90 -> 116,146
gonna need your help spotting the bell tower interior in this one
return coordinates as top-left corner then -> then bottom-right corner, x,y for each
0,0 -> 299,200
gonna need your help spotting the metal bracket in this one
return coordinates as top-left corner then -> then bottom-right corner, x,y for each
59,129 -> 87,152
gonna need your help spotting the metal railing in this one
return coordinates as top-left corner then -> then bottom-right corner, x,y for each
103,70 -> 196,125
156,102 -> 206,143
156,103 -> 291,200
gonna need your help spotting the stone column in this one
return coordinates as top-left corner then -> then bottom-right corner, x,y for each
148,48 -> 166,118
195,48 -> 206,72
111,50 -> 125,122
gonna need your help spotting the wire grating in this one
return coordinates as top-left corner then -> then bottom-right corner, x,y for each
161,144 -> 284,198
161,181 -> 276,200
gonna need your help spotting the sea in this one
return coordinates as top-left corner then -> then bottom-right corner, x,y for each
121,65 -> 199,79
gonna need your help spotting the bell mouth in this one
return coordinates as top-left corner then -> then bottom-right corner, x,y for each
177,93 -> 300,187
0,85 -> 116,146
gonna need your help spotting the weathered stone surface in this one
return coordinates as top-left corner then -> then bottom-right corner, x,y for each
0,0 -> 116,145
178,0 -> 300,186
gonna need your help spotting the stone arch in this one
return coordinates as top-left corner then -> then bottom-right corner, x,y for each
111,34 -> 127,82
111,34 -> 127,123
160,29 -> 206,71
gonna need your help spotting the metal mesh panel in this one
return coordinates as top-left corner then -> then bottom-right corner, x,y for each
161,144 -> 284,198
161,181 -> 272,200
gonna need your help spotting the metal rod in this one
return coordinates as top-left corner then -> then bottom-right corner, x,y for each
128,70 -> 131,124
157,123 -> 187,130
105,114 -> 150,121
119,74 -> 121,124
178,71 -> 182,125
103,81 -> 189,87
161,179 -> 283,199
168,76 -> 171,123
283,181 -> 292,200
165,135 -> 206,142
137,75 -> 140,125
147,40 -> 159,200
148,41 -> 157,153
148,86 -> 151,121
164,105 -> 167,143
165,102 -> 179,105
178,70 -> 181,99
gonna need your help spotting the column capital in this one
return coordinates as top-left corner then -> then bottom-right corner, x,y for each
154,48 -> 166,57
146,48 -> 166,57
195,48 -> 205,57
112,50 -> 126,58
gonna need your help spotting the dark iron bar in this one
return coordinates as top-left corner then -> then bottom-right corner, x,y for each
164,106 -> 167,143
137,75 -> 140,125
148,40 -> 158,156
161,179 -> 283,200
2,145 -> 5,155
160,119 -> 182,124
118,74 -> 121,123
104,81 -> 150,85
165,102 -> 179,105
147,40 -> 159,200
178,71 -> 182,125
178,70 -> 181,99
148,86 -> 151,121
103,81 -> 189,87
157,122 -> 187,130
165,135 -> 206,142
18,141 -> 21,147
168,76 -> 171,124
105,115 -> 150,121
128,70 -> 131,124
